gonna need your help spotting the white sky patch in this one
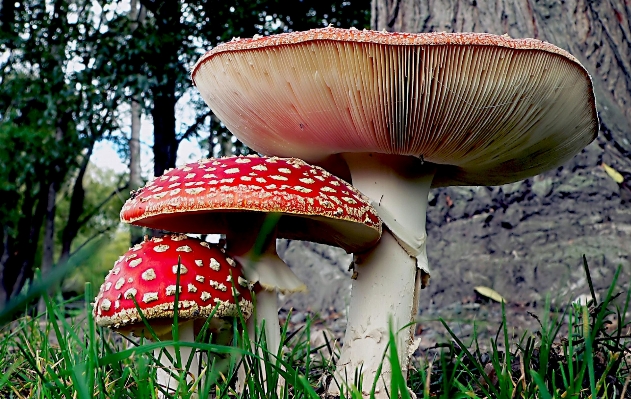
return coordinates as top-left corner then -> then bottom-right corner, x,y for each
91,90 -> 206,178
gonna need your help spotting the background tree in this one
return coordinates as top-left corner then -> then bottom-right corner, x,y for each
369,0 -> 631,311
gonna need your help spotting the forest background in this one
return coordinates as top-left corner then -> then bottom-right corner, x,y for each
0,0 -> 629,342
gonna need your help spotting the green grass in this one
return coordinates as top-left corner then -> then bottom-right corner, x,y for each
1,259 -> 629,398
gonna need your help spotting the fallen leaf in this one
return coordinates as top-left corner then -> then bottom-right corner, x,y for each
602,163 -> 624,184
474,286 -> 507,303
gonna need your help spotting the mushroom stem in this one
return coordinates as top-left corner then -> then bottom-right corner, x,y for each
229,223 -> 303,395
331,153 -> 434,398
154,319 -> 200,398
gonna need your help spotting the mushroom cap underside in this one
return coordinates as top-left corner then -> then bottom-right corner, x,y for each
192,28 -> 598,187
93,235 -> 253,329
121,155 -> 382,253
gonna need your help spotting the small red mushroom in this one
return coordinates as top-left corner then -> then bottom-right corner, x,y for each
93,234 -> 253,397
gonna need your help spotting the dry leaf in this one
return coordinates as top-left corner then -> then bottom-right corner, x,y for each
603,163 -> 624,184
474,286 -> 507,303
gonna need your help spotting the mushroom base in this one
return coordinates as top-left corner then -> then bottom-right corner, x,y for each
330,231 -> 419,397
329,152 -> 433,398
152,319 -> 200,399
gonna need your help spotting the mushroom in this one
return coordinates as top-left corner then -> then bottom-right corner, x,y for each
191,27 -> 598,396
93,234 -> 253,397
120,155 -> 382,389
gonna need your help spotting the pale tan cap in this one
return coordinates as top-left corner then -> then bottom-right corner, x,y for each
192,27 -> 598,187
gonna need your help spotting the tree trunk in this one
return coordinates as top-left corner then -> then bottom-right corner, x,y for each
128,0 -> 146,245
58,144 -> 94,266
367,0 -> 631,393
129,99 -> 145,245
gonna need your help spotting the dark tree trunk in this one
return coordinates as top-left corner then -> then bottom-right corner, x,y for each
369,0 -> 631,325
151,84 -> 178,177
58,144 -> 94,266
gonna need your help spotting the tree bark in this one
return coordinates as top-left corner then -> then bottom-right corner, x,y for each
129,0 -> 145,245
367,0 -> 631,392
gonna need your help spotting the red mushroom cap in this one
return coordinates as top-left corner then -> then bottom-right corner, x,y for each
120,155 -> 381,253
93,234 -> 253,330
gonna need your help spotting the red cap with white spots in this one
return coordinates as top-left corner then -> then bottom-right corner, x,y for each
120,155 -> 381,253
93,234 -> 253,330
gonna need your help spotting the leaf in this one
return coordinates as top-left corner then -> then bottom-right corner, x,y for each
473,286 -> 507,303
602,163 -> 624,184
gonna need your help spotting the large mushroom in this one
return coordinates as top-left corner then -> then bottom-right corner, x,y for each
191,27 -> 599,396
93,234 -> 253,397
120,155 -> 382,387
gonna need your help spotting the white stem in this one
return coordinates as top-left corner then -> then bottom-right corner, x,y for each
154,320 -> 200,398
236,289 -> 286,396
230,229 -> 299,395
329,153 -> 434,398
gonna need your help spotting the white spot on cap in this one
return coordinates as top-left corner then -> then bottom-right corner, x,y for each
330,180 -> 341,186
238,276 -> 249,287
182,166 -> 193,172
266,184 -> 277,190
154,244 -> 169,252
203,174 -> 217,178
168,183 -> 179,189
200,291 -> 211,301
169,175 -> 179,182
342,197 -> 357,204
321,187 -> 337,193
166,285 -> 182,296
220,178 -> 234,184
256,177 -> 266,183
252,164 -> 268,171
129,258 -> 142,268
104,282 -> 112,291
185,188 -> 205,195
226,275 -> 233,283
200,242 -> 210,248
171,234 -> 187,241
143,292 -> 159,303
209,280 -> 227,291
314,175 -> 326,181
114,300 -> 120,309
209,258 -> 221,271
299,178 -> 315,184
235,158 -> 251,164
172,264 -> 188,274
142,268 -> 156,281
115,278 -> 125,290
124,288 -> 137,299
188,284 -> 197,293
153,237 -> 163,242
196,275 -> 205,283
126,254 -> 138,261
153,192 -> 167,199
176,246 -> 192,252
185,173 -> 196,179
100,299 -> 111,311
278,168 -> 292,174
195,260 -> 203,267
225,168 -> 240,174
226,258 -> 236,267
270,175 -> 288,181
127,277 -> 133,283
151,186 -> 164,192
240,176 -> 252,181
293,186 -> 312,193
169,188 -> 181,196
